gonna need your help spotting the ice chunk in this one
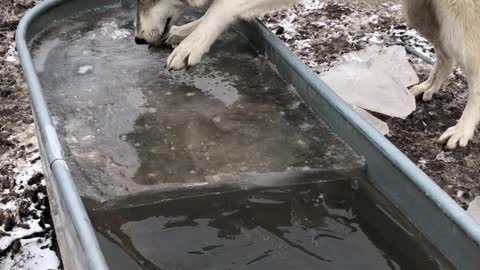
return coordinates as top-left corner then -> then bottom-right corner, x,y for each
467,196 -> 480,224
320,46 -> 417,119
341,45 -> 419,88
352,106 -> 389,135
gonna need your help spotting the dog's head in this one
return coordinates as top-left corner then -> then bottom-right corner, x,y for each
135,0 -> 208,46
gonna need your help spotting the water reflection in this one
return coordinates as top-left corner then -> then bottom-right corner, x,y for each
92,185 -> 406,270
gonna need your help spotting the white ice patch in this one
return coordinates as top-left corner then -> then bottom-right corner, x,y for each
101,22 -> 131,40
78,65 -> 93,74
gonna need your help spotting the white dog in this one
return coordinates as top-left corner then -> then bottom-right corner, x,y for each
135,0 -> 480,149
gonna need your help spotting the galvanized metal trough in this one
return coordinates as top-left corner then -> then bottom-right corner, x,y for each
16,0 -> 480,269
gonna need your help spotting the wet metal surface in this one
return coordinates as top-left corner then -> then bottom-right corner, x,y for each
31,6 -> 363,205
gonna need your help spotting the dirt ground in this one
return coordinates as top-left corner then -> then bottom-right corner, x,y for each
0,0 -> 60,268
263,0 -> 479,209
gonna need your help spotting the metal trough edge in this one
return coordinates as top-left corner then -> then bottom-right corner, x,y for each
15,0 -> 480,269
16,0 -> 109,269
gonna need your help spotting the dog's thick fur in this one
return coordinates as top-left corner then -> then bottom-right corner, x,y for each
135,0 -> 480,149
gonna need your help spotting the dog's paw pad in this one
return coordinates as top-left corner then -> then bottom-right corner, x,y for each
166,33 -> 209,70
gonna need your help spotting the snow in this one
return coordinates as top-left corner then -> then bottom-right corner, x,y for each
0,219 -> 44,251
263,0 -> 434,74
0,125 -> 60,269
5,46 -> 19,65
0,237 -> 60,270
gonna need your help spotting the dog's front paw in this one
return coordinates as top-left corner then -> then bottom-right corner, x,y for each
166,32 -> 210,70
438,124 -> 475,149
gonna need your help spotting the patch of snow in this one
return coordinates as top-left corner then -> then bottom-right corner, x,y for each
435,151 -> 456,163
5,45 -> 19,64
0,237 -> 60,270
417,158 -> 428,169
0,124 -> 60,268
0,219 -> 44,251
78,65 -> 93,74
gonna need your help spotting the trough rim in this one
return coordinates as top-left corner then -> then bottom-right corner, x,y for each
16,0 -> 109,269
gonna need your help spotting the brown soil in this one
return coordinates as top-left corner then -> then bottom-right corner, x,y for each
384,69 -> 480,209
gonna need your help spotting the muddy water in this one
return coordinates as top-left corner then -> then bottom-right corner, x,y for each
90,182 -> 448,270
32,6 -> 363,205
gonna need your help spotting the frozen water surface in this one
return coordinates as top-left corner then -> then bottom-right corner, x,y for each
32,7 -> 363,205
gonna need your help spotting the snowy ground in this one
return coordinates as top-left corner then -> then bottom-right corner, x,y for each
0,0 -> 61,268
263,0 -> 433,74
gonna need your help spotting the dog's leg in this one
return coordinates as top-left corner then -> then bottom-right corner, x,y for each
165,18 -> 203,46
411,46 -> 455,101
438,68 -> 480,149
166,0 -> 297,70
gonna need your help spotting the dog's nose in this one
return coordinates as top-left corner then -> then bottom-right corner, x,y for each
135,37 -> 147,45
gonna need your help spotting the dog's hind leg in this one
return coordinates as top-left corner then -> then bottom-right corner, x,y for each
403,0 -> 455,101
439,64 -> 480,149
411,45 -> 455,101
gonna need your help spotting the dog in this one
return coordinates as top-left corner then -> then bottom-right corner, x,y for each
134,0 -> 297,69
135,0 -> 480,149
